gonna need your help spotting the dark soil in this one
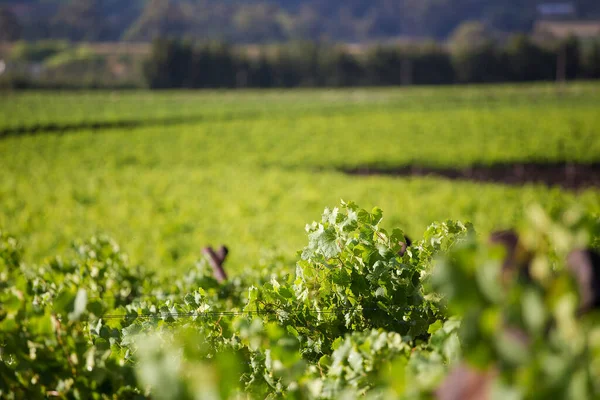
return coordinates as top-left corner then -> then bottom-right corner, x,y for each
342,162 -> 600,190
0,116 -> 204,138
0,111 -> 261,138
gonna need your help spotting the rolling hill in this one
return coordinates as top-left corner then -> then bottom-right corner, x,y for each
1,0 -> 600,43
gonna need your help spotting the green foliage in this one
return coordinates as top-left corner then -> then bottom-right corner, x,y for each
3,201 -> 598,398
1,201 -> 600,398
0,230 -> 21,269
0,234 -> 144,399
0,202 -> 466,398
430,206 -> 600,399
245,202 -> 461,360
448,21 -> 495,54
504,35 -> 556,82
136,35 -> 600,89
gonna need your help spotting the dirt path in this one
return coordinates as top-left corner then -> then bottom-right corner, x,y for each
342,162 -> 600,190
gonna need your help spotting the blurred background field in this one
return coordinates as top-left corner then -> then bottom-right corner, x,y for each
1,83 -> 599,275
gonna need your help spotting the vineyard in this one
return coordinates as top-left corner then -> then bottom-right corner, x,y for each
1,83 -> 600,398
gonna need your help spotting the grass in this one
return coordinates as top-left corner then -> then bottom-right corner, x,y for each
1,82 -> 599,274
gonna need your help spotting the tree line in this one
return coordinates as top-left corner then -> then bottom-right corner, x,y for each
2,0 -> 600,43
144,35 -> 600,89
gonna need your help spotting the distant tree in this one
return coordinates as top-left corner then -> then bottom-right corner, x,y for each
247,53 -> 275,88
448,21 -> 493,54
143,38 -> 185,89
583,41 -> 600,79
364,46 -> 403,86
270,46 -> 302,87
559,36 -> 582,80
294,41 -> 324,86
448,21 -> 506,83
504,34 -> 555,81
0,6 -> 22,42
409,43 -> 455,84
141,35 -> 594,89
199,42 -> 237,88
144,37 -> 242,89
321,49 -> 364,87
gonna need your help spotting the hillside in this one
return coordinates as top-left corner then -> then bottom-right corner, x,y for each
1,0 -> 600,43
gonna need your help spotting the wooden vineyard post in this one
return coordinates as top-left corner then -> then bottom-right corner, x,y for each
556,44 -> 567,95
202,245 -> 229,283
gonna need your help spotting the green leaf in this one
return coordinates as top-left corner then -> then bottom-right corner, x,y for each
286,325 -> 299,337
348,348 -> 364,372
2,292 -> 21,313
476,260 -> 502,303
319,354 -> 332,368
371,207 -> 384,225
341,209 -> 359,232
308,225 -> 340,259
428,320 -> 443,335
279,287 -> 293,299
95,338 -> 110,352
495,330 -> 530,366
87,300 -> 104,317
53,288 -> 77,316
332,337 -> 344,351
29,314 -> 54,336
121,324 -> 143,346
522,289 -> 547,335
184,293 -> 198,308
69,288 -> 88,321
357,209 -> 371,224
